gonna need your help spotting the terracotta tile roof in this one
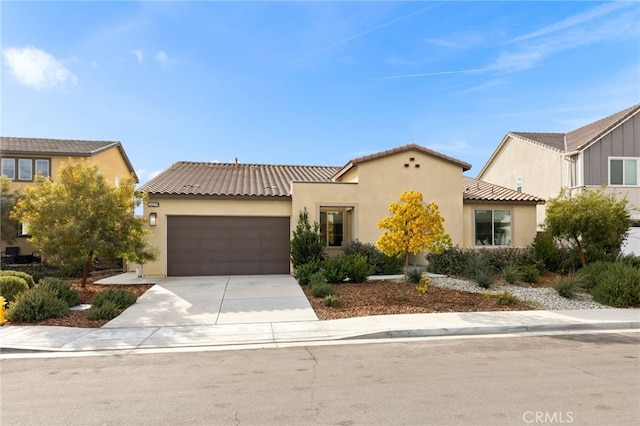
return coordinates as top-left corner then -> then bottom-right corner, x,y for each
140,161 -> 341,197
509,104 -> 640,153
463,176 -> 543,203
333,143 -> 471,179
0,137 -> 138,181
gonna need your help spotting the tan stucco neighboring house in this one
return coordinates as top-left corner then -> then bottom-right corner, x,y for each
139,144 -> 542,278
0,137 -> 138,260
477,103 -> 640,255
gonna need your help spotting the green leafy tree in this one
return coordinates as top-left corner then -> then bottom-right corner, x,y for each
377,191 -> 451,280
1,176 -> 21,244
544,188 -> 631,267
290,207 -> 325,269
11,160 -> 157,287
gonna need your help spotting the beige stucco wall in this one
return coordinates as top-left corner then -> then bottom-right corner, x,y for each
462,203 -> 539,248
292,149 -> 464,266
479,137 -> 568,228
141,197 -> 292,277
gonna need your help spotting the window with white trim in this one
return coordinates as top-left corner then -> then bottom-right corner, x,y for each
0,158 -> 51,181
609,157 -> 638,186
320,210 -> 344,247
475,209 -> 512,246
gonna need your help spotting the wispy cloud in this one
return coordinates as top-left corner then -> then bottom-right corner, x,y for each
3,46 -> 77,90
132,50 -> 144,64
425,32 -> 484,49
375,2 -> 639,80
425,140 -> 482,156
154,51 -> 168,65
385,56 -> 417,66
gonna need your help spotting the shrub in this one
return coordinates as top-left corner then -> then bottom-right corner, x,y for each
7,265 -> 45,285
323,294 -> 341,307
590,262 -> 640,308
310,282 -> 334,298
92,288 -> 137,310
553,272 -> 588,299
321,257 -> 347,284
0,270 -> 36,288
519,265 -> 539,283
462,252 -> 490,279
500,263 -> 520,284
532,232 -> 562,272
415,274 -> 430,294
426,246 -> 468,276
295,261 -> 320,285
290,208 -> 325,269
407,267 -> 423,284
6,287 -> 68,322
0,276 -> 29,303
309,271 -> 327,288
480,247 -> 536,273
54,262 -> 85,279
87,300 -> 120,320
474,270 -> 495,289
38,277 -> 80,307
497,291 -> 519,306
343,240 -> 403,275
341,254 -> 373,283
580,261 -> 613,292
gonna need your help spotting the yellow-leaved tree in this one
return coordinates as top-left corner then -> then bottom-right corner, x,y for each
376,191 -> 451,280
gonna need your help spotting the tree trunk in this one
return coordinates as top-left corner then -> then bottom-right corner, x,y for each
404,253 -> 409,282
576,239 -> 586,267
80,249 -> 94,288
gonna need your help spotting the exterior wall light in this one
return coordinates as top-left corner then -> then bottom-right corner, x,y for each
149,213 -> 157,226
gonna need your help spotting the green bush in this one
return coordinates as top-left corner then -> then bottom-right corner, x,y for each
497,291 -> 519,306
590,262 -> 640,308
519,265 -> 539,284
290,208 -> 325,269
87,300 -> 120,320
92,288 -> 137,310
579,261 -> 610,291
474,270 -> 495,289
341,254 -> 373,283
6,265 -> 45,285
407,267 -> 423,284
553,272 -> 588,299
38,277 -> 80,307
310,282 -> 334,298
500,263 -> 520,284
532,232 -> 562,272
343,240 -> 403,275
309,271 -> 328,288
54,262 -> 85,278
480,247 -> 536,273
426,246 -> 468,276
0,276 -> 30,303
0,270 -> 36,288
618,253 -> 640,269
6,287 -> 68,322
323,294 -> 342,307
321,257 -> 347,284
295,261 -> 320,285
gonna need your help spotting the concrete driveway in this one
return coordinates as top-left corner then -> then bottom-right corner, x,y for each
101,275 -> 317,328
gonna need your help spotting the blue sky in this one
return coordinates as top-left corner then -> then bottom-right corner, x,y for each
2,1 -> 639,185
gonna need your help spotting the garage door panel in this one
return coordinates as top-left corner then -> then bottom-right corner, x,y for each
167,216 -> 290,276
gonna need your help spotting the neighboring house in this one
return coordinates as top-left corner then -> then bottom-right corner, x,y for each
0,137 -> 138,260
139,144 -> 542,278
477,104 -> 640,255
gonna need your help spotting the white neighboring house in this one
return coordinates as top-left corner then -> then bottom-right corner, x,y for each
477,104 -> 640,256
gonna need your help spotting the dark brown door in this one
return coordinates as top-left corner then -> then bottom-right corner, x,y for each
167,216 -> 290,276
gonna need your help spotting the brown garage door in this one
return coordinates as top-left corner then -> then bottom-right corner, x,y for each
167,216 -> 290,276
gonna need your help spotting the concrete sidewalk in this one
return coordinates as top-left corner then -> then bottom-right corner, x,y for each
1,309 -> 639,355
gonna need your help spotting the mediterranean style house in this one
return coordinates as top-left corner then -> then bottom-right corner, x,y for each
0,137 -> 138,261
139,144 -> 542,278
477,104 -> 640,255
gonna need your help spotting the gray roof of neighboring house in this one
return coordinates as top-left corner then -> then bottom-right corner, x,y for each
140,161 -> 341,197
0,137 -> 138,182
509,103 -> 640,153
463,176 -> 543,203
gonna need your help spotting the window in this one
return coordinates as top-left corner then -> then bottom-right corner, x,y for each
35,159 -> 50,178
609,158 -> 638,186
1,158 -> 15,179
320,210 -> 344,247
475,210 -> 512,246
0,158 -> 51,181
18,159 -> 32,180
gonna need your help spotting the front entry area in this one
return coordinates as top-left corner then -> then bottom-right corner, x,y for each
166,216 -> 291,276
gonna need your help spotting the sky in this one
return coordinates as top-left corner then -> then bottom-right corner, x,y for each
2,1 -> 639,185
